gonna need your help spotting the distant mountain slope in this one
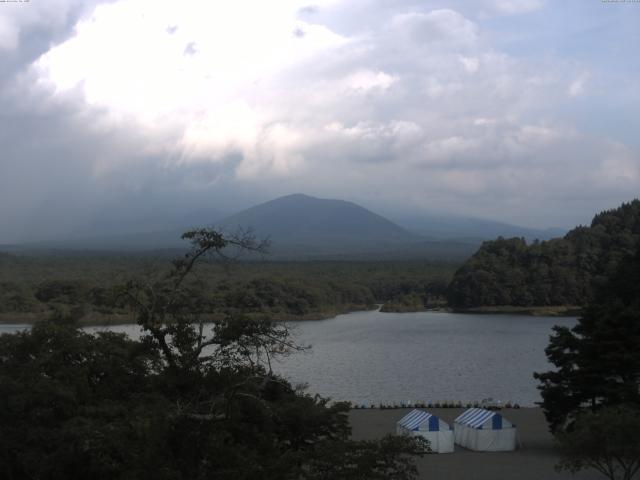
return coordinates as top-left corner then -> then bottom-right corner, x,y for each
5,207 -> 228,252
393,213 -> 565,242
5,193 -> 566,261
219,194 -> 420,252
447,199 -> 640,308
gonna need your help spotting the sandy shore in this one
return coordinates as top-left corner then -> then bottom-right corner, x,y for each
349,408 -> 602,480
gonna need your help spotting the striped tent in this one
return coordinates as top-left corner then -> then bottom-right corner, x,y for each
454,408 -> 517,451
396,409 -> 454,453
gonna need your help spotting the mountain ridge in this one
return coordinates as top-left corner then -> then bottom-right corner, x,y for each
3,193 -> 566,259
219,193 -> 419,249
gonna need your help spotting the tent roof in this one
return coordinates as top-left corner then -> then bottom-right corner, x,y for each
397,409 -> 439,431
454,408 -> 502,429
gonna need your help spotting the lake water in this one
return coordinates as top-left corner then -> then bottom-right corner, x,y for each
0,310 -> 575,406
277,310 -> 575,407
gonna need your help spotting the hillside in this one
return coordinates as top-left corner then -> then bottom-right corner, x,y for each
447,199 -> 640,308
219,194 -> 421,254
4,193 -> 565,261
393,213 -> 565,242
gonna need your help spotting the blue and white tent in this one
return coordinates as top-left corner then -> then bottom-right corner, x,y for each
396,409 -> 454,453
454,408 -> 517,451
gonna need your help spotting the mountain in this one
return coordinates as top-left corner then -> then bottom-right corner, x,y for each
218,193 -> 421,255
4,193 -> 566,261
393,212 -> 565,242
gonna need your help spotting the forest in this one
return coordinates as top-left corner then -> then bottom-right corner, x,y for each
447,200 -> 640,308
0,253 -> 454,324
3,199 -> 639,323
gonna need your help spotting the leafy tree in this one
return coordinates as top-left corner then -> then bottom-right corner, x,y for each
34,279 -> 88,304
448,199 -> 640,308
304,435 -> 428,479
0,313 -> 164,479
534,244 -> 640,433
0,281 -> 34,313
0,228 -> 425,479
556,406 -> 640,480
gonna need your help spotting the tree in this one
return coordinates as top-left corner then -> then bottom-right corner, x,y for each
0,228 -> 425,479
448,199 -> 640,309
556,406 -> 640,480
534,244 -> 640,433
0,312 -> 165,480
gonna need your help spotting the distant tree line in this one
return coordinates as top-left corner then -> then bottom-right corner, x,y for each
0,256 -> 454,322
448,200 -> 640,308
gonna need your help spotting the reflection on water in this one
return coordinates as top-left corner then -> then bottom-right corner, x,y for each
1,310 -> 575,406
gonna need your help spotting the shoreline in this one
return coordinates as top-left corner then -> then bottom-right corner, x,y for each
449,305 -> 582,317
0,304 -> 379,327
0,303 -> 581,326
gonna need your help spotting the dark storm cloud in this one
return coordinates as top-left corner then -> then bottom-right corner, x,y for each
0,1 -> 242,242
0,80 -> 253,242
0,0 -> 638,243
0,1 -> 117,79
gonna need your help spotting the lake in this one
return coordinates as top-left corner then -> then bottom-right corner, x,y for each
0,309 -> 575,406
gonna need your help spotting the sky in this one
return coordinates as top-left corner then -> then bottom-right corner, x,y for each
0,0 -> 639,243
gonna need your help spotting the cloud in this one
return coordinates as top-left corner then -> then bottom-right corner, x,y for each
568,73 -> 589,97
0,0 -> 108,51
342,70 -> 397,91
0,0 -> 638,242
390,9 -> 479,49
487,0 -> 544,15
459,55 -> 480,73
596,142 -> 640,185
0,14 -> 19,50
